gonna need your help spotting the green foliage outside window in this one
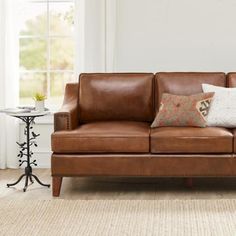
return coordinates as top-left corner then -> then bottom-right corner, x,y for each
20,4 -> 75,105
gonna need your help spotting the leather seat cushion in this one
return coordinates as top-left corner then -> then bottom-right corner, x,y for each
52,121 -> 150,153
151,127 -> 233,153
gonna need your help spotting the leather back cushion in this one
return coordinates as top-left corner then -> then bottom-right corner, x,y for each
227,73 -> 236,87
79,73 -> 154,123
155,72 -> 226,109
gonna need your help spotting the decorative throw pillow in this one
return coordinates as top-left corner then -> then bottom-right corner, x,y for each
151,92 -> 215,128
202,84 -> 236,127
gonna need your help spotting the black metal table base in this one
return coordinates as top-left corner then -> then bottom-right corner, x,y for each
6,115 -> 50,192
7,166 -> 50,192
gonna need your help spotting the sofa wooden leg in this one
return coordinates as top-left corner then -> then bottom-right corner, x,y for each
52,176 -> 63,197
184,178 -> 193,188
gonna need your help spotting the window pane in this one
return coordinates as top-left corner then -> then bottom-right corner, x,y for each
50,38 -> 74,70
19,2 -> 47,36
49,2 -> 75,36
20,39 -> 47,70
50,72 -> 74,103
20,73 -> 47,105
47,72 -> 74,107
18,1 -> 76,107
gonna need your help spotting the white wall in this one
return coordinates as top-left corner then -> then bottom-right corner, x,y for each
114,0 -> 236,72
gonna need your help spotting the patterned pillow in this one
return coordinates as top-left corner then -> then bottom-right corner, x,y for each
151,92 -> 215,128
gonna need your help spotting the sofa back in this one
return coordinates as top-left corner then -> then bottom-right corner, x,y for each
155,72 -> 226,109
79,73 -> 154,123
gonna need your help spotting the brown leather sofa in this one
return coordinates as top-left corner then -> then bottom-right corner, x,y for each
51,72 -> 236,196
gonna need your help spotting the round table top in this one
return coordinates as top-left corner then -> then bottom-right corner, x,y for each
1,108 -> 50,117
9,111 -> 50,117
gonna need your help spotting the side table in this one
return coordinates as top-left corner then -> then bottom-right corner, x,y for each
5,111 -> 50,192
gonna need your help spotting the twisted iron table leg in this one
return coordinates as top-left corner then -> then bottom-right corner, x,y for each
29,175 -> 34,183
31,174 -> 50,188
7,174 -> 26,188
23,175 -> 29,192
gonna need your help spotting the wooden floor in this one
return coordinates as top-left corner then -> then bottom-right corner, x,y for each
1,169 -> 236,200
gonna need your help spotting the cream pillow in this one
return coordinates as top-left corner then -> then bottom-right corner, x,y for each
202,84 -> 236,127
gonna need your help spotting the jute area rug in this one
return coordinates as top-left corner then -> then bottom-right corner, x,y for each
0,199 -> 236,236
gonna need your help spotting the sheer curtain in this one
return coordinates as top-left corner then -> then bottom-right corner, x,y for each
0,0 -> 20,169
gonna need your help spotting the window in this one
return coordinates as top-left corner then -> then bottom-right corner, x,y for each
19,0 -> 75,107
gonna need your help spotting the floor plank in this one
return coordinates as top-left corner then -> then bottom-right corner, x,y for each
1,169 -> 236,200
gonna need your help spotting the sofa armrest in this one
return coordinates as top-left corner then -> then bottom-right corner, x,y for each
54,83 -> 79,131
